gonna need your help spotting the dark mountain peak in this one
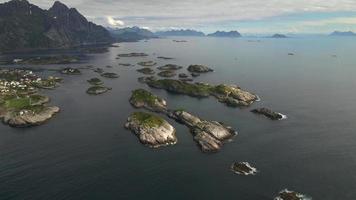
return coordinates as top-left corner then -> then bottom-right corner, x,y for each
49,1 -> 69,14
6,0 -> 29,5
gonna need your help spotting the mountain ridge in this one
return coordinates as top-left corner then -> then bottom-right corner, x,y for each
0,0 -> 113,52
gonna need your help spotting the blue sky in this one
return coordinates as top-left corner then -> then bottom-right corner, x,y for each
1,0 -> 356,34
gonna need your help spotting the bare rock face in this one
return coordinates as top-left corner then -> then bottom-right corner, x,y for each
170,110 -> 237,152
125,112 -> 177,148
3,106 -> 60,127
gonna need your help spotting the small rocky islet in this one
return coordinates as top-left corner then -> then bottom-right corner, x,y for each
125,112 -> 177,148
137,67 -> 155,75
157,70 -> 176,78
86,86 -> 111,95
100,72 -> 119,79
137,61 -> 157,67
157,64 -> 183,71
251,108 -> 286,120
0,69 -> 60,127
130,89 -> 167,113
117,53 -> 148,57
274,189 -> 311,200
87,78 -> 103,85
231,162 -> 258,175
187,64 -> 214,73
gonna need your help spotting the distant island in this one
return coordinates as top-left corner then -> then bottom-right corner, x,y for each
207,31 -> 242,37
330,31 -> 356,36
270,34 -> 288,38
108,26 -> 158,42
0,0 -> 113,52
156,29 -> 205,37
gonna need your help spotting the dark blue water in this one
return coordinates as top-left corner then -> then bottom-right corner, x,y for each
1,37 -> 356,199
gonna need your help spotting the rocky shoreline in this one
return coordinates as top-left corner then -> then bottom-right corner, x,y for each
0,69 -> 60,127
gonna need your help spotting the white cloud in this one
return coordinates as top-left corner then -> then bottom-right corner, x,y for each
106,16 -> 125,27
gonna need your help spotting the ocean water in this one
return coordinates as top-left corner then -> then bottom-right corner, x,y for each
0,37 -> 356,200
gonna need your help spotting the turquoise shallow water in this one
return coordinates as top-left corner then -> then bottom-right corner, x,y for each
0,36 -> 356,200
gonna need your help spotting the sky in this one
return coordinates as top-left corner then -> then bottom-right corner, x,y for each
2,0 -> 356,34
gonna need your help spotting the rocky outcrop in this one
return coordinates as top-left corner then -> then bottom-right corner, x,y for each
169,110 -> 237,152
274,189 -> 310,200
125,112 -> 177,148
251,108 -> 286,120
129,89 -> 167,112
231,162 -> 258,175
187,65 -> 214,73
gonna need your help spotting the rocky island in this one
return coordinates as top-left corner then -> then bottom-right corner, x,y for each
169,110 -> 237,152
129,89 -> 167,113
146,79 -> 258,106
125,112 -> 177,148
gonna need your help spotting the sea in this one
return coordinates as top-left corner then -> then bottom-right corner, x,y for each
0,36 -> 355,200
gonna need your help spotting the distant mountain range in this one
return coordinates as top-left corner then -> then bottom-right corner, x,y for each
330,31 -> 356,36
109,26 -> 158,42
0,0 -> 113,52
207,31 -> 242,37
156,29 -> 205,37
270,34 -> 288,38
